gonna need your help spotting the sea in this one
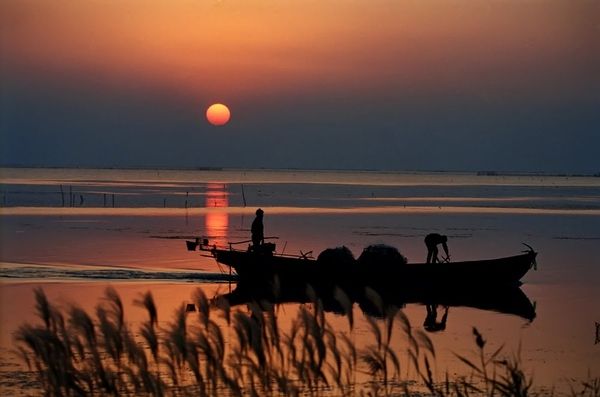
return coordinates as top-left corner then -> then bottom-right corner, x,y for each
1,167 -> 599,395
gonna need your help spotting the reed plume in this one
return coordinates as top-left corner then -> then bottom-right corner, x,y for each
13,286 -> 599,397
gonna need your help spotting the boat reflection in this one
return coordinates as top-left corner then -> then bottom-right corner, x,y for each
215,281 -> 536,330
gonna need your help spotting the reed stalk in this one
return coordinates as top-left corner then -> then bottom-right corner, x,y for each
13,287 -> 599,397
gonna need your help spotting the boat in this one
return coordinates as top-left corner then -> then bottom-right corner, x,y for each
190,238 -> 537,289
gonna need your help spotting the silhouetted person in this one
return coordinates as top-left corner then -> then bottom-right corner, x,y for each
423,304 -> 449,332
251,208 -> 264,250
425,233 -> 450,263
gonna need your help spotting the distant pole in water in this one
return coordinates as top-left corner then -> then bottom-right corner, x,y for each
241,184 -> 247,207
69,186 -> 73,207
79,194 -> 84,206
163,198 -> 167,208
103,194 -> 106,207
185,191 -> 189,208
112,194 -> 115,208
60,185 -> 65,207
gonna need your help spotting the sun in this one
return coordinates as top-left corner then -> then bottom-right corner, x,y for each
206,103 -> 231,126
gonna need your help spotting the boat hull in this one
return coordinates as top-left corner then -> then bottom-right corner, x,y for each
212,249 -> 537,289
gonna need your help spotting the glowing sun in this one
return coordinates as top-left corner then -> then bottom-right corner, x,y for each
206,103 -> 231,126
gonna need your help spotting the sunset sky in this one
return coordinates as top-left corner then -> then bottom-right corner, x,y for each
1,0 -> 598,172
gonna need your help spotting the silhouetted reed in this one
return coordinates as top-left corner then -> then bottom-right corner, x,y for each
13,286 -> 600,396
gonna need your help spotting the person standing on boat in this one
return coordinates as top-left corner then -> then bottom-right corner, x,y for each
424,233 -> 450,263
251,208 -> 265,250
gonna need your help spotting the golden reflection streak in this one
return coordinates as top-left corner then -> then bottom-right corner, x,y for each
204,183 -> 229,244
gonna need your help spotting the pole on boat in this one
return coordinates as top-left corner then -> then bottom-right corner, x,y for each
228,267 -> 232,293
241,184 -> 247,207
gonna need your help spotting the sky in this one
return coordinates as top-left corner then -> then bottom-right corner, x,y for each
1,0 -> 599,173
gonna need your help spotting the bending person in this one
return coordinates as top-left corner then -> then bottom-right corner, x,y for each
424,233 -> 450,263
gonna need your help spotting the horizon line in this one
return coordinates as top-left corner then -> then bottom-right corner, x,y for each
1,164 -> 599,178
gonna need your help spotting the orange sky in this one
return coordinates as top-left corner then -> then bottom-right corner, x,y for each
3,0 -> 596,102
1,0 -> 599,172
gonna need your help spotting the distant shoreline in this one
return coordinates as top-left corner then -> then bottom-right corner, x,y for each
2,164 -> 599,178
1,164 -> 598,178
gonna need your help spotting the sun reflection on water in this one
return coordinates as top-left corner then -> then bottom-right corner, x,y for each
204,183 -> 229,245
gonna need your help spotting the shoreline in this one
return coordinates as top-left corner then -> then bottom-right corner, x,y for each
2,165 -> 599,178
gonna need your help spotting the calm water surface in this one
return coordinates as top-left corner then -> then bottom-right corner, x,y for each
1,168 -> 599,394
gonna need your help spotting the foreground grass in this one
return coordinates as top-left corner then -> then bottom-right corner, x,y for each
13,287 -> 599,396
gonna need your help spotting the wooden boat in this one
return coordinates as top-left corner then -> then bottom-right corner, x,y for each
192,239 -> 537,289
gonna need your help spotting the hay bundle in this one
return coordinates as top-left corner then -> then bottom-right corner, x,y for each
358,244 -> 407,266
316,246 -> 356,266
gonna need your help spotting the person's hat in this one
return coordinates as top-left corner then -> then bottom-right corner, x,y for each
256,208 -> 264,215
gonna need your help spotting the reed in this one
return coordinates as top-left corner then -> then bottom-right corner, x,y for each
13,287 -> 599,397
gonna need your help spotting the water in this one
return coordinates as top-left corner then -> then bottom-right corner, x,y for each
1,167 -> 599,394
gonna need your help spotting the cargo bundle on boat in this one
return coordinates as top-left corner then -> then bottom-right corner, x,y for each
187,238 -> 537,289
